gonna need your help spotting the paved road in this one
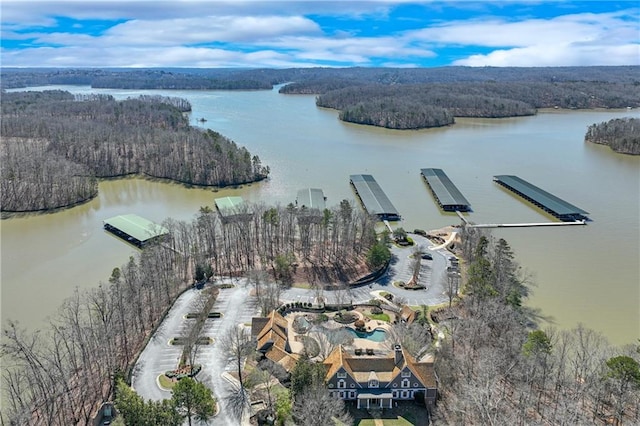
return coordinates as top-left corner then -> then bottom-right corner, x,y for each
133,281 -> 258,425
281,234 -> 456,307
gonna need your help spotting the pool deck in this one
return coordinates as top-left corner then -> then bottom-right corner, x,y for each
285,311 -> 393,357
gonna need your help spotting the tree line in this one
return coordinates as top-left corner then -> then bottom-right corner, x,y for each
0,199 -> 378,425
585,117 -> 640,155
1,90 -> 269,213
434,226 -> 640,425
313,81 -> 639,129
3,66 -> 639,91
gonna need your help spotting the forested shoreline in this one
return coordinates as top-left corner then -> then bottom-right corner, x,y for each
0,90 -> 269,213
585,117 -> 640,155
2,67 -> 638,131
2,66 -> 639,91
433,228 -> 640,425
313,81 -> 639,129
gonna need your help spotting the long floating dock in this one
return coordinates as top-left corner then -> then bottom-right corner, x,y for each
350,174 -> 401,221
420,168 -> 471,212
494,175 -> 589,222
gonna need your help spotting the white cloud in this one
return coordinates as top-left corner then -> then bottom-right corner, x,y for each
104,15 -> 321,46
407,9 -> 640,66
455,43 -> 640,67
1,2 -> 638,67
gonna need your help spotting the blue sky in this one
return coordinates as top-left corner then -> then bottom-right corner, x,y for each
1,1 -> 638,68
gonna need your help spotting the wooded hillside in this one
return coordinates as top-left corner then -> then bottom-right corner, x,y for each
585,117 -> 640,155
0,90 -> 269,213
314,81 -> 639,129
3,66 -> 638,130
2,66 -> 639,90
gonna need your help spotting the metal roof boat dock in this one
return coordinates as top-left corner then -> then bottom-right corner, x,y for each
296,188 -> 326,211
349,174 -> 401,221
103,214 -> 169,247
420,168 -> 471,212
493,175 -> 589,222
214,196 -> 253,222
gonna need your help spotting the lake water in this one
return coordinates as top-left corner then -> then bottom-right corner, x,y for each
1,85 -> 638,345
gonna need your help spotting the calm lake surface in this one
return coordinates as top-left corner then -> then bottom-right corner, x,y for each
2,85 -> 638,345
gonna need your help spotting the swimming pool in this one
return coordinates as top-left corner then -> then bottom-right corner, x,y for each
347,328 -> 387,342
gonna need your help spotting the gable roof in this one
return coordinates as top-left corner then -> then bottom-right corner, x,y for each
399,306 -> 417,324
253,311 -> 299,371
324,345 -> 436,388
251,317 -> 270,339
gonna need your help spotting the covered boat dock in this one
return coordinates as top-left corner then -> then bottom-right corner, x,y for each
296,188 -> 326,211
420,168 -> 471,212
494,175 -> 589,222
214,196 -> 253,223
103,214 -> 169,248
349,174 -> 400,221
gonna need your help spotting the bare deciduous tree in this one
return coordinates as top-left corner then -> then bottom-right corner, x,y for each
292,384 -> 352,426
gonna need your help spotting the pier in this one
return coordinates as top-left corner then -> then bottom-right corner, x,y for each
494,175 -> 589,222
468,221 -> 586,229
420,168 -> 471,212
350,174 -> 401,221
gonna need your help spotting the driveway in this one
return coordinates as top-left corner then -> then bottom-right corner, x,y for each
133,280 -> 258,425
280,234 -> 456,308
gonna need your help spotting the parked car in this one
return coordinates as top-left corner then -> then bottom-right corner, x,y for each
421,253 -> 433,260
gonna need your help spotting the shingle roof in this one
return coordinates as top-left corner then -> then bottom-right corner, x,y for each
324,345 -> 436,389
254,311 -> 299,371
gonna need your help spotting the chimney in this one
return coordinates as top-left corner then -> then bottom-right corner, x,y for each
394,344 -> 403,365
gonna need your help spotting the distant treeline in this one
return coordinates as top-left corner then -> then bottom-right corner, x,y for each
2,66 -> 639,130
0,90 -> 269,213
2,66 -> 640,90
585,117 -> 640,155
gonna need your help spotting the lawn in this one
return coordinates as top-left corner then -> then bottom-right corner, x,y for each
365,313 -> 390,322
356,416 -> 414,425
158,374 -> 176,390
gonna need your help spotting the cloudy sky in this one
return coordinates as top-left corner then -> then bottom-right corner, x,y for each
1,1 -> 638,68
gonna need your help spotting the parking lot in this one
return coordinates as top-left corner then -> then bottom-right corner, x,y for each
132,281 -> 259,424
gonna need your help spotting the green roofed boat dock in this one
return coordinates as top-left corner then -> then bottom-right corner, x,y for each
214,196 -> 253,223
103,214 -> 169,248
